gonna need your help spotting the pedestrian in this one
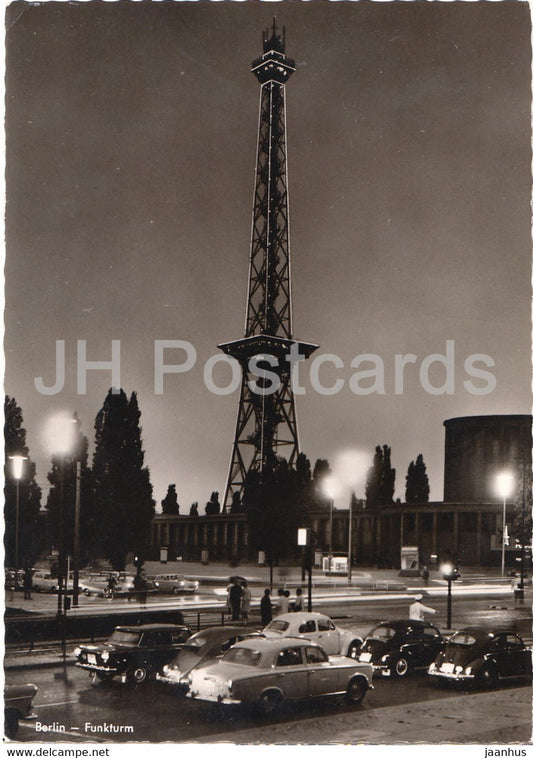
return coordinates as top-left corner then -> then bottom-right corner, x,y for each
260,588 -> 272,626
421,565 -> 429,586
106,573 -> 117,599
293,587 -> 304,612
409,593 -> 436,621
277,589 -> 290,615
229,579 -> 243,621
23,566 -> 33,600
241,581 -> 252,625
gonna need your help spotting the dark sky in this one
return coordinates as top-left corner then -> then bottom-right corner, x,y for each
5,0 -> 531,512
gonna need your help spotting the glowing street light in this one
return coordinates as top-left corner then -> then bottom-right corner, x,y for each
494,472 -> 515,578
9,455 -> 27,585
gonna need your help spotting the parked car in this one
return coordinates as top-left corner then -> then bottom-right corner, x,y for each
74,623 -> 191,684
5,569 -> 24,591
158,625 -> 263,688
31,570 -> 58,593
186,637 -> 373,711
357,619 -> 446,677
428,626 -> 532,686
263,612 -> 363,658
4,683 -> 38,739
149,574 -> 199,595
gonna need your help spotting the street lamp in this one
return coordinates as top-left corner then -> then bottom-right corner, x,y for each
441,561 -> 454,629
9,455 -> 27,587
495,472 -> 515,578
298,528 -> 312,611
322,474 -> 340,573
46,413 -> 76,680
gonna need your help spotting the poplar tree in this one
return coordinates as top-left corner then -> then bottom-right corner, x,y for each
365,445 -> 396,506
161,484 -> 179,515
405,454 -> 430,503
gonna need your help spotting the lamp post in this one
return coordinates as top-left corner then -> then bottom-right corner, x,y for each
495,472 -> 515,578
322,475 -> 339,574
46,413 -> 76,680
9,455 -> 27,587
441,561 -> 454,629
298,528 -> 312,611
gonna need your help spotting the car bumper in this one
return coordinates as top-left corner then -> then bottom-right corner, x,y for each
187,691 -> 240,705
156,673 -> 187,688
76,662 -> 119,674
428,668 -> 475,681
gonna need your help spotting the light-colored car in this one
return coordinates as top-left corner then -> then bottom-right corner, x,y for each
158,626 -> 262,688
263,612 -> 363,658
31,571 -> 58,593
4,683 -> 38,739
187,637 -> 373,711
149,574 -> 199,595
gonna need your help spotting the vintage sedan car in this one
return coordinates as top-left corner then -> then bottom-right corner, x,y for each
4,683 -> 38,739
31,570 -> 58,593
263,612 -> 363,658
158,625 -> 263,688
149,573 -> 200,595
187,637 -> 373,711
74,623 -> 191,683
357,619 -> 446,677
428,626 -> 532,686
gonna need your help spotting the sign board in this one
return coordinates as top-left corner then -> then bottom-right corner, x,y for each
322,555 -> 348,574
401,546 -> 419,571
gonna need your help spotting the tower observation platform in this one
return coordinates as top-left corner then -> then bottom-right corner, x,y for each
219,22 -> 318,508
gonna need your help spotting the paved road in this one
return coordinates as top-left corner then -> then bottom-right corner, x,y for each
6,592 -> 532,744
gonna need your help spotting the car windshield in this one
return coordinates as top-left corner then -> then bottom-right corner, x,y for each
223,647 -> 261,666
265,620 -> 289,633
370,626 -> 396,641
109,630 -> 141,645
183,635 -> 208,651
449,632 -> 476,646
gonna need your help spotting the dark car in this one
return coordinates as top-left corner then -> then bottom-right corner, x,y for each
357,620 -> 446,677
157,625 -> 263,689
74,623 -> 191,684
428,626 -> 532,686
4,683 -> 38,739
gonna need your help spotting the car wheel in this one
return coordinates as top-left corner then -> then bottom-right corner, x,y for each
4,709 -> 19,739
479,664 -> 498,688
172,587 -> 180,596
347,640 -> 361,659
345,676 -> 368,705
129,665 -> 149,684
83,588 -> 91,597
257,689 -> 283,715
393,657 -> 410,677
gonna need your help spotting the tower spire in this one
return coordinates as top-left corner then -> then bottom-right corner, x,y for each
219,26 -> 317,508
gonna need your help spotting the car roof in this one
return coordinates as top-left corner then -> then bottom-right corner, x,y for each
186,626 -> 254,640
270,612 -> 329,623
230,636 -> 322,652
114,623 -> 187,632
451,626 -> 519,638
373,619 -> 430,629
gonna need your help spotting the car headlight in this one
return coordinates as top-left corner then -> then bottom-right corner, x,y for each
101,651 -> 110,662
227,679 -> 233,693
162,665 -> 169,675
454,665 -> 463,675
74,646 -> 81,658
380,655 -> 389,663
465,666 -> 472,675
429,662 -> 436,672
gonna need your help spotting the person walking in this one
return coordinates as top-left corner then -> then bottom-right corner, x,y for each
229,580 -> 243,621
23,566 -> 33,600
409,593 -> 436,620
260,588 -> 273,626
241,581 -> 252,625
293,587 -> 304,611
277,589 -> 290,615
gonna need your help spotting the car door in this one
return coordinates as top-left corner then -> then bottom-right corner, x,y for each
315,618 -> 340,655
419,625 -> 444,667
502,634 -> 530,678
274,646 -> 308,699
305,646 -> 339,696
484,634 -> 508,677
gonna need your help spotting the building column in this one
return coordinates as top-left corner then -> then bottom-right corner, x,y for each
476,510 -> 482,565
432,511 -> 438,555
400,512 -> 404,547
453,511 -> 459,559
414,512 -> 420,546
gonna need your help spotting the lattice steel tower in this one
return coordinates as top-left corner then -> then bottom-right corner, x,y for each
219,22 -> 317,508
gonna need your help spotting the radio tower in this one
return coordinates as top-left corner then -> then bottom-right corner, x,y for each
219,22 -> 317,508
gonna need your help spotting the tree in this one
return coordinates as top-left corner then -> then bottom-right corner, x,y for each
310,458 -> 332,509
189,502 -> 198,516
365,445 -> 396,507
405,454 -> 430,503
230,491 -> 243,513
4,396 -> 42,568
205,491 -> 221,515
161,484 -> 179,515
45,416 -> 93,565
92,389 -> 154,570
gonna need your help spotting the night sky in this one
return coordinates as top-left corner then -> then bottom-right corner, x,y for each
5,0 -> 531,512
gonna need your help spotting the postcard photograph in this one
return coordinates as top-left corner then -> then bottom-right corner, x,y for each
3,0 -> 532,749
